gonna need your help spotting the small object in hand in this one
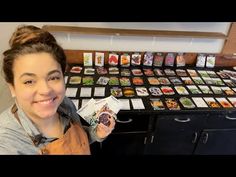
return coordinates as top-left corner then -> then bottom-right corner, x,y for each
98,112 -> 112,126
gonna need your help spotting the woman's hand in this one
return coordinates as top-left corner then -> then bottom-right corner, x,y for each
95,116 -> 116,139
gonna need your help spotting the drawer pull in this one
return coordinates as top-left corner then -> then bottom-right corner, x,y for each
225,116 -> 236,120
116,118 -> 133,124
174,118 -> 190,123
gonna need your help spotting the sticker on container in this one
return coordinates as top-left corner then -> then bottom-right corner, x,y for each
80,87 -> 92,97
158,77 -> 171,85
181,77 -> 194,85
176,53 -> 185,67
131,53 -> 142,66
186,85 -> 202,94
196,54 -> 206,67
203,97 -> 220,108
83,53 -> 93,66
135,87 -> 149,96
221,87 -> 236,95
132,69 -> 143,76
198,85 -> 213,94
215,97 -> 233,108
161,86 -> 175,95
154,69 -> 164,76
164,69 -> 176,76
198,70 -> 209,77
120,77 -> 131,86
65,88 -> 78,97
207,71 -> 218,78
153,52 -> 164,67
150,98 -> 165,110
94,87 -> 105,97
192,77 -> 205,85
109,77 -> 119,86
187,69 -> 198,77
176,69 -> 187,77
179,97 -> 195,109
210,86 -> 222,94
223,79 -> 236,87
96,67 -> 108,75
169,77 -> 182,85
174,86 -> 189,95
108,53 -> 119,66
227,97 -> 236,107
132,77 -> 144,85
109,67 -> 119,75
131,98 -> 145,109
192,97 -> 208,108
212,78 -> 224,86
110,87 -> 123,97
164,53 -> 175,67
149,87 -> 163,96
143,69 -> 154,76
165,98 -> 180,110
120,68 -> 131,76
143,52 -> 153,66
118,99 -> 130,110
95,52 -> 105,66
206,55 -> 215,68
120,54 -> 130,67
123,87 -> 135,97
96,77 -> 109,85
69,76 -> 81,84
82,76 -> 94,85
84,68 -> 95,75
148,77 -> 160,85
70,66 -> 83,74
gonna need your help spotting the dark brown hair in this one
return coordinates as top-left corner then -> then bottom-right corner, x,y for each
2,25 -> 66,85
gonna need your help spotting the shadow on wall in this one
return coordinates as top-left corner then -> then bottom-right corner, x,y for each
0,73 -> 14,114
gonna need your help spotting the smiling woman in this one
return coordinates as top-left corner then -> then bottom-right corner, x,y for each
0,25 -> 115,155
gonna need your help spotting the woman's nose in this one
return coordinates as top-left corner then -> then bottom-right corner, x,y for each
38,81 -> 52,95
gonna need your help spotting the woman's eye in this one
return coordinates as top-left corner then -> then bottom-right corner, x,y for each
24,80 -> 34,85
49,76 -> 60,81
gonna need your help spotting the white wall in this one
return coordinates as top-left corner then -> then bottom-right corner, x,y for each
0,22 -> 231,113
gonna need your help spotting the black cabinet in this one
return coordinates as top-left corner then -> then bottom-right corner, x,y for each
194,129 -> 236,155
100,113 -> 150,155
145,113 -> 207,155
193,111 -> 236,154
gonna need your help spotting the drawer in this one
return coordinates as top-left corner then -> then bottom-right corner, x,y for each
113,113 -> 150,133
207,111 -> 236,129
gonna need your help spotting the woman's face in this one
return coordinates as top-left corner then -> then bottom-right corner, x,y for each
9,52 -> 65,121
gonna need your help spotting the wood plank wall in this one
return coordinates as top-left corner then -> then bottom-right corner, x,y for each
64,49 -> 236,68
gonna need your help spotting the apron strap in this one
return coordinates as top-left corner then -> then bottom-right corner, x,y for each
11,104 -> 39,146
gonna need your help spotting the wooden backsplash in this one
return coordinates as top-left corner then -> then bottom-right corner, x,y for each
64,49 -> 236,67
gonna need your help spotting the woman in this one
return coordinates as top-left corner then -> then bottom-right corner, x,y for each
0,25 -> 115,154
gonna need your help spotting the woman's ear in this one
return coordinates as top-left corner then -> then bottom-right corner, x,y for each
8,83 -> 16,98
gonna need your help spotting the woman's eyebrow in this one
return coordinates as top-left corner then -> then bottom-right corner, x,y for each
47,70 -> 62,76
19,70 -> 61,79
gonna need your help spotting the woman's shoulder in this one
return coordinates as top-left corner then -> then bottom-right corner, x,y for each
0,106 -> 16,126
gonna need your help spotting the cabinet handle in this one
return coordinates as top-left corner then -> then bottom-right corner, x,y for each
225,116 -> 236,120
202,132 -> 208,144
192,132 -> 198,144
174,118 -> 190,123
150,135 -> 154,143
116,118 -> 133,124
144,137 -> 147,144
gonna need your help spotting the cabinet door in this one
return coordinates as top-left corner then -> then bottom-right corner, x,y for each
145,114 -> 206,155
101,132 -> 147,155
194,129 -> 236,155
